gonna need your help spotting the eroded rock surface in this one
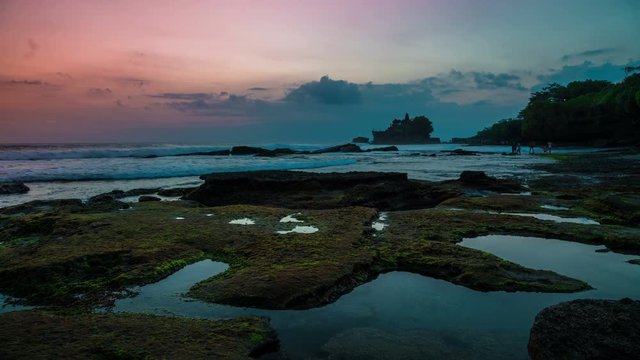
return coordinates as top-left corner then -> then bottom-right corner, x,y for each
0,310 -> 278,360
185,171 -> 458,210
528,298 -> 640,360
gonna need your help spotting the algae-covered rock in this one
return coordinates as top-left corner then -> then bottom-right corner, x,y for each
0,200 -> 611,309
0,182 -> 30,195
528,298 -> 640,360
185,170 -> 458,210
0,310 -> 278,359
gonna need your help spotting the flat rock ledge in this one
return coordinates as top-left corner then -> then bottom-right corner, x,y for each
528,298 -> 640,360
0,182 -> 29,195
184,170 -> 457,210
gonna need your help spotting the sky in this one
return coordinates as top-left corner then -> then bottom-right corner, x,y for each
1,0 -> 639,144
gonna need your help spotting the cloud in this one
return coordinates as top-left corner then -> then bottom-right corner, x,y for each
87,88 -> 113,97
248,87 -> 269,91
7,79 -> 45,86
24,38 -> 38,58
114,99 -> 125,107
111,77 -> 146,88
284,75 -> 362,105
535,60 -> 639,91
147,92 -> 215,100
56,72 -> 73,80
561,48 -> 618,62
414,70 -> 528,105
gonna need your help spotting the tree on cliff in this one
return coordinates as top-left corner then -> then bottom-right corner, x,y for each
372,114 -> 435,144
470,73 -> 640,145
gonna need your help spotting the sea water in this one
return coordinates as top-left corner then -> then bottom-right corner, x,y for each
0,142 -> 593,208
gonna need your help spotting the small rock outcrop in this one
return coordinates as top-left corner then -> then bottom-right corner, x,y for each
312,143 -> 363,154
455,171 -> 526,193
528,298 -> 640,360
184,170 -> 458,210
352,136 -> 369,143
0,182 -> 30,195
443,149 -> 479,156
138,195 -> 161,202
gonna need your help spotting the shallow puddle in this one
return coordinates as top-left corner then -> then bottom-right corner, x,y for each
540,205 -> 570,211
228,218 -> 255,225
501,212 -> 599,225
280,213 -> 304,223
459,235 -> 640,297
372,212 -> 388,231
276,225 -> 319,234
0,295 -> 32,314
112,236 -> 640,360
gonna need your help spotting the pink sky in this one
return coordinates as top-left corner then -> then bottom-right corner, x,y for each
0,0 -> 638,142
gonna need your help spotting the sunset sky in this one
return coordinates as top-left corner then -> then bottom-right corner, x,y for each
1,0 -> 639,143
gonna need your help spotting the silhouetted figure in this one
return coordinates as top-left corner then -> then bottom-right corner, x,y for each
516,143 -> 522,155
547,141 -> 552,153
529,141 -> 536,154
511,142 -> 517,154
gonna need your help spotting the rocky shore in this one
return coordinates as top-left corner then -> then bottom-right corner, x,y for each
0,147 -> 638,357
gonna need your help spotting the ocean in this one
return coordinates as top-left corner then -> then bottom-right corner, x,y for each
0,142 -> 594,208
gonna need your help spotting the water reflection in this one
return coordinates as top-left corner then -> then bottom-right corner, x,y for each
112,235 -> 640,359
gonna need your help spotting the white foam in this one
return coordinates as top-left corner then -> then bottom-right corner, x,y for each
175,217 -> 185,220
229,218 -> 255,225
277,225 -> 319,234
540,205 -> 570,211
205,214 -> 213,217
280,213 -> 304,223
372,222 -> 387,231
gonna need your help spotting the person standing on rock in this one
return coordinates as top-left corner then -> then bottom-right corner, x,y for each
529,141 -> 536,154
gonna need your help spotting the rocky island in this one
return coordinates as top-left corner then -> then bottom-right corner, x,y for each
372,113 -> 441,144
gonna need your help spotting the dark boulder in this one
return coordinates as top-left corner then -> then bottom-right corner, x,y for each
185,170 -> 458,210
230,146 -> 275,156
157,187 -> 197,197
352,136 -> 369,143
366,146 -> 399,152
528,298 -> 640,360
443,149 -> 479,156
312,143 -> 363,154
138,195 -> 161,202
0,182 -> 30,195
454,171 -> 526,193
0,199 -> 84,215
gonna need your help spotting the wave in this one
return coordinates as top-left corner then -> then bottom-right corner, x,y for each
0,143 -> 334,161
1,158 -> 358,183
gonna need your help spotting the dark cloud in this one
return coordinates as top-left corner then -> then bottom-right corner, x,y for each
24,38 -> 38,58
87,88 -> 113,97
55,72 -> 73,80
8,79 -> 44,86
2,79 -> 62,91
284,75 -> 362,105
114,99 -> 125,107
561,48 -> 618,62
472,72 -> 525,90
248,87 -> 269,91
420,70 -> 526,94
148,92 -> 214,100
113,77 -> 146,88
535,60 -> 639,91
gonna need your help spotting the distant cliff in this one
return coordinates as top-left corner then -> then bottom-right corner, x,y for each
372,113 -> 439,144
